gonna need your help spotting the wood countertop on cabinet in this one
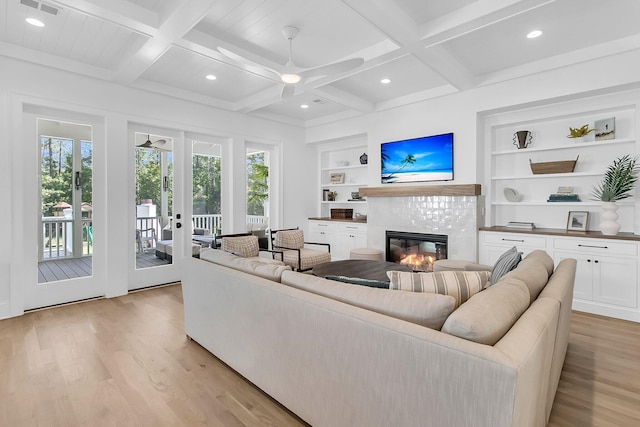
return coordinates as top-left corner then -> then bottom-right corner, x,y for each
309,217 -> 367,224
480,226 -> 640,242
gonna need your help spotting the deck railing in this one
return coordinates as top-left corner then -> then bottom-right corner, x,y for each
42,214 -> 268,260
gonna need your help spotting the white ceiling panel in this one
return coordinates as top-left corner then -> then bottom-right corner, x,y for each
253,92 -> 351,122
1,0 -> 640,125
330,55 -> 449,104
443,0 -> 640,76
139,45 -> 274,102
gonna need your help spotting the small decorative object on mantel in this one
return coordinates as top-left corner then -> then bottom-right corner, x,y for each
530,156 -> 578,174
359,152 -> 368,164
327,191 -> 337,201
594,117 -> 615,141
591,154 -> 639,235
567,124 -> 596,139
513,130 -> 532,149
567,211 -> 589,232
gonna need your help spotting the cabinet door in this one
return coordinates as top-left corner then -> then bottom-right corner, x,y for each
554,251 -> 593,301
593,257 -> 638,308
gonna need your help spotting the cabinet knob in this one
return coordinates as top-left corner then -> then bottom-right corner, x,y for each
594,260 -> 599,264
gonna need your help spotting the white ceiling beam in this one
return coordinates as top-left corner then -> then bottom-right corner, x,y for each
339,0 -> 419,47
234,86 -> 286,113
112,0 -> 216,84
419,0 -> 556,47
305,85 -> 375,113
414,45 -> 476,91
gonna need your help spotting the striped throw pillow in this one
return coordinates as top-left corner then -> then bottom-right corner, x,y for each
387,270 -> 491,308
490,246 -> 522,285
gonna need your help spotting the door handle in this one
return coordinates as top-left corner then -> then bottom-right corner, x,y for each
75,171 -> 81,190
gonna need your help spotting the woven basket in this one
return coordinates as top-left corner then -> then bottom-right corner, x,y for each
529,156 -> 578,174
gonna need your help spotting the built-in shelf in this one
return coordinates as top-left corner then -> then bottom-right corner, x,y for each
321,182 -> 367,188
491,137 -> 634,155
492,171 -> 601,180
359,184 -> 481,197
480,226 -> 640,241
321,164 -> 367,171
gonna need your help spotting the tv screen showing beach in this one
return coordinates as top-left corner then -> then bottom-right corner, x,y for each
381,133 -> 454,184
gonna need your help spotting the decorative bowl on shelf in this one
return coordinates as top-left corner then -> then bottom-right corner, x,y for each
529,156 -> 578,174
503,188 -> 523,202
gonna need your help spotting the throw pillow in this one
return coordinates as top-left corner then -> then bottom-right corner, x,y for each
325,275 -> 390,289
387,270 -> 490,308
490,246 -> 523,285
221,235 -> 259,258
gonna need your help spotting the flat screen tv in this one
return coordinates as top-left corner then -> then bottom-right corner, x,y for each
381,132 -> 453,184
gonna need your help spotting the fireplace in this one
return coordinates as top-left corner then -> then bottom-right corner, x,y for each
385,231 -> 447,272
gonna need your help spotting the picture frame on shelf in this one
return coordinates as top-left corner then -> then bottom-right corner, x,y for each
594,117 -> 615,141
329,172 -> 345,184
567,211 -> 589,232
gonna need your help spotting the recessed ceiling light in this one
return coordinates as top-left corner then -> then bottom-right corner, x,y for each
206,74 -> 217,80
380,78 -> 391,84
300,104 -> 309,109
26,17 -> 45,27
527,30 -> 542,39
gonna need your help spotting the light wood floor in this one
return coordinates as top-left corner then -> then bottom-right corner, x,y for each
0,284 -> 638,426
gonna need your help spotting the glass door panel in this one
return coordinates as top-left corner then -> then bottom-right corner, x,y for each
38,120 -> 93,283
135,133 -> 173,269
246,147 -> 269,229
192,141 -> 222,237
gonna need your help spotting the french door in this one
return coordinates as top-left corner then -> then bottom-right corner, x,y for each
20,107 -> 106,310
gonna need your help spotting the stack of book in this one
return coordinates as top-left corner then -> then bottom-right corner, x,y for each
547,193 -> 580,202
506,221 -> 535,229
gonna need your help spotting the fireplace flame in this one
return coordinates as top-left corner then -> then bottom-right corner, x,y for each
399,254 -> 435,271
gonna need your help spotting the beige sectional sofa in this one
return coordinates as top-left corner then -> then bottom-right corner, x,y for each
182,248 -> 576,427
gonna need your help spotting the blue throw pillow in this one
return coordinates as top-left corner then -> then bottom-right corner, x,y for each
490,246 -> 522,285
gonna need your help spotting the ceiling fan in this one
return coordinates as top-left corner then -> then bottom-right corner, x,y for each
218,26 -> 364,99
139,135 -> 168,149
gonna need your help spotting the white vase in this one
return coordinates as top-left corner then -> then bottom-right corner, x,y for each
599,202 -> 621,235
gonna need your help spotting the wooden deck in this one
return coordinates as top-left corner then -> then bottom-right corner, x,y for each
38,253 -> 170,283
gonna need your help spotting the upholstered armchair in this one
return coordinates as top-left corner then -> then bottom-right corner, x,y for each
220,234 -> 283,260
269,228 -> 331,272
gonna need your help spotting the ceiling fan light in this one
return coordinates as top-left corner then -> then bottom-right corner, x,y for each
281,73 -> 301,84
26,17 -> 45,27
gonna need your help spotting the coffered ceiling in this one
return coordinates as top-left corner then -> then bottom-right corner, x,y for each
1,0 -> 639,126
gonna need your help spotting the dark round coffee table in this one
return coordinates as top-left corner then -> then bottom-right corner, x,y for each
312,259 -> 413,283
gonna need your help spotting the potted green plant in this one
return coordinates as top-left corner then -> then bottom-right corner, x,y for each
591,154 -> 639,235
567,124 -> 596,139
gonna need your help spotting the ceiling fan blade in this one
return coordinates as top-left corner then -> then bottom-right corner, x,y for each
217,47 -> 281,79
299,57 -> 364,79
281,84 -> 295,99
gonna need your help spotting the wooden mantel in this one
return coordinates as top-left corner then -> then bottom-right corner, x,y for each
359,184 -> 481,197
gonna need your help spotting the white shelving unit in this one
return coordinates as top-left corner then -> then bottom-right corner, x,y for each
318,140 -> 369,219
484,95 -> 638,231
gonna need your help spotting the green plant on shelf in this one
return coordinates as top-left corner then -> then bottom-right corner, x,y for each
567,124 -> 596,138
591,155 -> 639,201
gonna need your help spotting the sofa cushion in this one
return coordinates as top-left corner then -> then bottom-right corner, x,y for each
222,235 -> 259,258
279,248 -> 331,271
501,250 -> 553,303
490,246 -> 522,285
441,277 -> 530,345
200,248 -> 290,282
387,270 -> 490,308
281,271 -> 456,330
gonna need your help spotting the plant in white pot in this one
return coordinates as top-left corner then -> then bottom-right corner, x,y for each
591,154 -> 639,235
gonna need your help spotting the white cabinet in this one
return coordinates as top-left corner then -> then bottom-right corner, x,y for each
309,220 -> 367,260
480,228 -> 640,322
553,237 -> 638,309
483,93 -> 638,232
479,230 -> 548,265
338,223 -> 367,260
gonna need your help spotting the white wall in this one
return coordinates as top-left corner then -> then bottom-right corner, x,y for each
0,56 -> 312,318
306,49 -> 640,187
